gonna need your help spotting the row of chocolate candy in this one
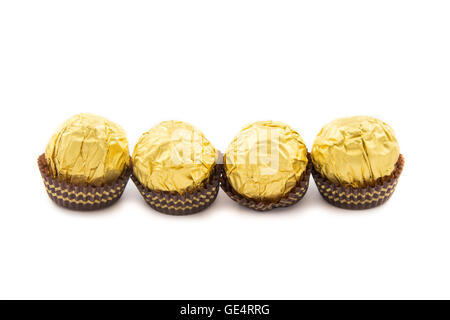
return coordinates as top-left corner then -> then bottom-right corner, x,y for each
38,114 -> 403,213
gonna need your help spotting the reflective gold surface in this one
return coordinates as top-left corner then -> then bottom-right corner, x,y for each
224,121 -> 308,201
45,113 -> 129,186
311,116 -> 400,187
132,121 -> 217,193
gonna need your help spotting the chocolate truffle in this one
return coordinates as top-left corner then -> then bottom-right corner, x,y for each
131,121 -> 220,214
311,116 -> 404,209
38,113 -> 131,210
45,113 -> 130,186
312,116 -> 399,187
222,121 -> 311,211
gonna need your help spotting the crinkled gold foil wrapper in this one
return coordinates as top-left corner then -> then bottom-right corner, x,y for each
311,116 -> 400,187
132,121 -> 217,193
224,121 -> 308,201
45,113 -> 130,186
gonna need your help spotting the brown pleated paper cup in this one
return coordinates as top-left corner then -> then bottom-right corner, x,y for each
312,154 -> 405,210
38,153 -> 131,211
131,165 -> 220,215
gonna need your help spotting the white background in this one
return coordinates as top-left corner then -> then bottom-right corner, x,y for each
0,1 -> 449,300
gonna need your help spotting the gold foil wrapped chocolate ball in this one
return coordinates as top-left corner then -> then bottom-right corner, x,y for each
312,116 -> 399,187
132,121 -> 217,193
311,116 -> 404,209
45,113 -> 130,186
222,121 -> 311,211
38,113 -> 131,210
131,121 -> 220,215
